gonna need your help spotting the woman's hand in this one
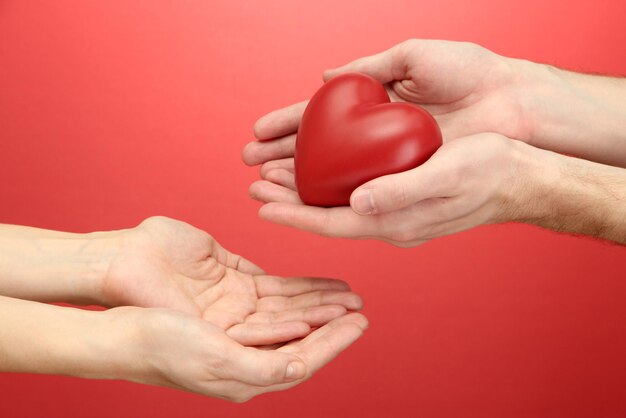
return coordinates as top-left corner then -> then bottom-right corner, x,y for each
0,295 -> 368,402
0,217 -> 363,347
100,216 -> 363,346
116,307 -> 368,402
248,133 -> 626,246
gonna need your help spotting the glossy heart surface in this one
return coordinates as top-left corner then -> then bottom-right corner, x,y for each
295,72 -> 443,206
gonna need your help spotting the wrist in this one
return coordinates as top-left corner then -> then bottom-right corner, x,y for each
501,140 -> 563,225
0,297 -> 140,380
93,307 -> 148,382
35,230 -> 125,306
100,307 -> 193,390
56,306 -> 136,381
74,230 -> 125,306
58,306 -> 153,383
0,226 -> 124,305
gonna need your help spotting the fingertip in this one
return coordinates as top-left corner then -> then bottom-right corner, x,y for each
285,360 -> 307,381
248,180 -> 264,201
259,162 -> 272,178
242,141 -> 257,166
350,188 -> 377,216
258,201 -> 284,219
257,202 -> 275,221
288,321 -> 313,336
346,312 -> 369,331
253,115 -> 271,140
333,278 -> 351,291
262,168 -> 279,182
348,294 -> 364,311
322,69 -> 337,82
359,315 -> 369,331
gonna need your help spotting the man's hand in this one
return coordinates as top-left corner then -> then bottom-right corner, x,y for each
249,133 -> 626,246
249,133 -> 527,246
243,39 -> 626,169
100,216 -> 363,346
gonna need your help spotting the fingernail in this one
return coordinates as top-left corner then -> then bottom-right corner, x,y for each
352,190 -> 376,215
285,361 -> 306,381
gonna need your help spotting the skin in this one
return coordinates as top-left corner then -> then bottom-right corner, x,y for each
0,296 -> 367,402
242,39 -> 626,246
0,216 -> 367,401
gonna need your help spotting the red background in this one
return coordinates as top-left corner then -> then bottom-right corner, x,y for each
1,1 -> 626,417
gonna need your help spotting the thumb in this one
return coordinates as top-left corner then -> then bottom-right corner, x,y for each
225,345 -> 307,387
350,164 -> 446,215
323,40 -> 414,83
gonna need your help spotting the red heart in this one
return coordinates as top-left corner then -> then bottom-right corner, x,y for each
295,72 -> 443,207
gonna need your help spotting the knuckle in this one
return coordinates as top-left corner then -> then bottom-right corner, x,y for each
318,212 -> 336,238
397,39 -> 423,60
231,253 -> 243,271
257,365 -> 282,386
278,137 -> 295,154
208,353 -> 230,375
438,167 -> 463,195
392,180 -> 411,208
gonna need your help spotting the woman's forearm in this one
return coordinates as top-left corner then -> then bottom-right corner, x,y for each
0,295 -> 134,379
0,225 -> 120,305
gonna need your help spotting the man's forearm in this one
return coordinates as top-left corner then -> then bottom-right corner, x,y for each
0,295 -> 134,379
508,141 -> 626,243
0,225 -> 120,305
513,59 -> 626,168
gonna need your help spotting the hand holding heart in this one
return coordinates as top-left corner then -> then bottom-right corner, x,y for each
243,39 -> 534,169
247,130 -> 529,246
243,38 -> 626,246
242,39 -> 538,246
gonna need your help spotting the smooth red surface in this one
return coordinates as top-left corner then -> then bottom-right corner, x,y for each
295,73 -> 441,206
1,1 -> 626,418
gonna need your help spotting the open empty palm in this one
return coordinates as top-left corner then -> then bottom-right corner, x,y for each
102,217 -> 362,346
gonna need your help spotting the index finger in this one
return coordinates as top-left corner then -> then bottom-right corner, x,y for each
258,202 -> 379,239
